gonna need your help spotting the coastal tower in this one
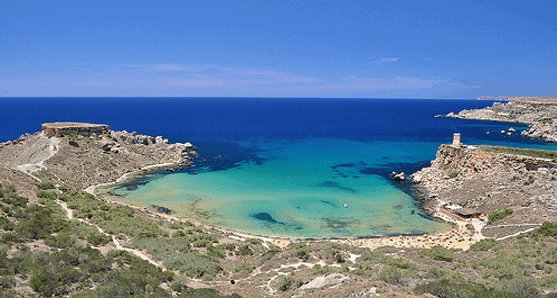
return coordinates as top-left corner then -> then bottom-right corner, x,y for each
452,133 -> 461,145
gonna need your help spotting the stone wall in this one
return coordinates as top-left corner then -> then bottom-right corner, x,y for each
42,122 -> 110,137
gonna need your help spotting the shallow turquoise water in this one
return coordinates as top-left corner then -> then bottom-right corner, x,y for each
94,98 -> 557,238
106,138 -> 450,238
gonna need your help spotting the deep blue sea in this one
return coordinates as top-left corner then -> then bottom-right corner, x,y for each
2,98 -> 557,238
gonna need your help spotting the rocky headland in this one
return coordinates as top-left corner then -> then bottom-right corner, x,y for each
0,122 -> 197,193
412,143 -> 557,238
444,97 -> 557,142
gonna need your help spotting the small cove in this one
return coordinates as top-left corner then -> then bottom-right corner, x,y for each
3,97 -> 557,238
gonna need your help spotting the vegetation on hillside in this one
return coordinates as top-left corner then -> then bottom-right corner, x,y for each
2,182 -> 557,297
483,146 -> 557,159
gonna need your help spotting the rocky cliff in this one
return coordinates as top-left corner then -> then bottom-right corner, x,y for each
445,97 -> 557,142
412,144 -> 557,230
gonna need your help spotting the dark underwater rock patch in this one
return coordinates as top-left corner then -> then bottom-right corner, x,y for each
152,205 -> 172,214
251,212 -> 285,225
318,180 -> 358,194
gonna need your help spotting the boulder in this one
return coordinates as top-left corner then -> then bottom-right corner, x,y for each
101,140 -> 115,152
394,172 -> 405,181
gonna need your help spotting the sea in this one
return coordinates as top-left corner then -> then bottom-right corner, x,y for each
2,97 -> 557,238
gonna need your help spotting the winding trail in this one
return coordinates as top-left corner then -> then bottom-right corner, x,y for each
56,200 -> 166,270
496,227 -> 540,241
484,223 -> 542,229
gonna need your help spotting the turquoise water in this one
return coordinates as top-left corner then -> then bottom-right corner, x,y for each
5,98 -> 556,238
106,138 -> 451,238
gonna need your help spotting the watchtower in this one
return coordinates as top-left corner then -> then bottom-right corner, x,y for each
452,133 -> 461,145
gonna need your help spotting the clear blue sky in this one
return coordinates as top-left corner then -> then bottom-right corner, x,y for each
1,0 -> 555,98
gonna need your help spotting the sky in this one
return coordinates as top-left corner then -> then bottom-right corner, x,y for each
0,0 -> 556,98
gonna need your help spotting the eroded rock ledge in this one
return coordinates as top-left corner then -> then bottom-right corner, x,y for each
443,97 -> 557,142
412,144 -> 557,226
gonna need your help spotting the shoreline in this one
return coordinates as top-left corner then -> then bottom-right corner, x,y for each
89,164 -> 483,251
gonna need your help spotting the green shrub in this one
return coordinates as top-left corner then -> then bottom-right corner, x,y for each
0,218 -> 14,231
386,257 -> 412,269
488,209 -> 514,224
220,243 -> 236,251
44,231 -> 77,248
427,268 -> 446,280
15,205 -> 68,240
87,232 -> 112,246
420,245 -> 456,262
529,221 -> 557,238
234,262 -> 254,273
468,238 -> 498,252
245,238 -> 262,245
312,264 -> 336,275
36,190 -> 58,200
378,267 -> 403,285
37,182 -> 56,190
524,179 -> 535,186
169,223 -> 183,229
173,231 -> 187,237
236,244 -> 253,256
1,196 -> 28,208
448,172 -> 459,179
1,232 -> 20,243
278,276 -> 303,292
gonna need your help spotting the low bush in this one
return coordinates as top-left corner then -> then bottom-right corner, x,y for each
236,244 -> 253,256
448,172 -> 459,179
488,209 -> 514,224
468,238 -> 498,252
37,182 -> 56,190
0,218 -> 14,231
278,276 -> 303,292
419,245 -> 456,262
233,262 -> 254,273
378,267 -> 403,285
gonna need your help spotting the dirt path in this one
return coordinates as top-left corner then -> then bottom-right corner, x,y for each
496,227 -> 540,241
56,200 -> 166,270
484,223 -> 542,229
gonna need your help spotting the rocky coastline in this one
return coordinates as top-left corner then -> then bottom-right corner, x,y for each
411,143 -> 557,238
0,122 -> 198,191
442,97 -> 557,142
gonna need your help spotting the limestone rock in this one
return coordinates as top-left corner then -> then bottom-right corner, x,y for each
394,172 -> 405,181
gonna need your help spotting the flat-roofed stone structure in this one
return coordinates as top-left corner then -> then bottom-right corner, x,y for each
42,122 -> 110,137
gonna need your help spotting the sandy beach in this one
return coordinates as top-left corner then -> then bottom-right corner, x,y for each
90,164 -> 486,251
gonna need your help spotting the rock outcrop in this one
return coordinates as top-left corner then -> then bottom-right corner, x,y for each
42,122 -> 110,137
0,125 -> 197,190
411,144 -> 557,225
444,98 -> 557,142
